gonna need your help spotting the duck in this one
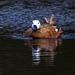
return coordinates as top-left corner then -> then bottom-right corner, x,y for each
24,14 -> 62,38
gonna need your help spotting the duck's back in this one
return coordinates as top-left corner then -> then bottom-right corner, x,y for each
24,23 -> 62,38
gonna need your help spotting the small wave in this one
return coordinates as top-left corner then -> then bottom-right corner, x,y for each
60,33 -> 75,39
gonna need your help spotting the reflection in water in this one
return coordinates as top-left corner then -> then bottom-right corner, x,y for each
25,39 -> 62,66
32,47 -> 40,65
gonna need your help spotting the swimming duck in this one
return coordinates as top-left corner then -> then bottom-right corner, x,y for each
24,14 -> 62,38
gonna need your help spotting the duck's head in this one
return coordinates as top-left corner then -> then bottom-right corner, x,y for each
32,20 -> 41,31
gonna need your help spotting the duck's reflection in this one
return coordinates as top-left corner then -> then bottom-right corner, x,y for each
25,39 -> 62,66
32,47 -> 40,65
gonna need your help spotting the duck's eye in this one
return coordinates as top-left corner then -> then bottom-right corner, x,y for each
38,22 -> 39,24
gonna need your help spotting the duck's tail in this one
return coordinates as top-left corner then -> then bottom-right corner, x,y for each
59,28 -> 63,33
45,14 -> 56,26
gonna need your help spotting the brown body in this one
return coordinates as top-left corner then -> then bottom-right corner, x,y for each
24,23 -> 62,38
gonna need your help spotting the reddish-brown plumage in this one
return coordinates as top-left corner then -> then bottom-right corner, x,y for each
24,14 -> 63,38
24,23 -> 62,38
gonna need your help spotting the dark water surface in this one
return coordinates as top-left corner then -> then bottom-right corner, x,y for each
0,37 -> 75,75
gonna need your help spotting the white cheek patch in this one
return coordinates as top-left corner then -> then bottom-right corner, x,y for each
55,28 -> 58,32
32,20 -> 41,29
36,24 -> 40,29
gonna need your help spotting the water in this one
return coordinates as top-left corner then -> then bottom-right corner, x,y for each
0,0 -> 75,75
0,37 -> 75,75
0,0 -> 75,36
